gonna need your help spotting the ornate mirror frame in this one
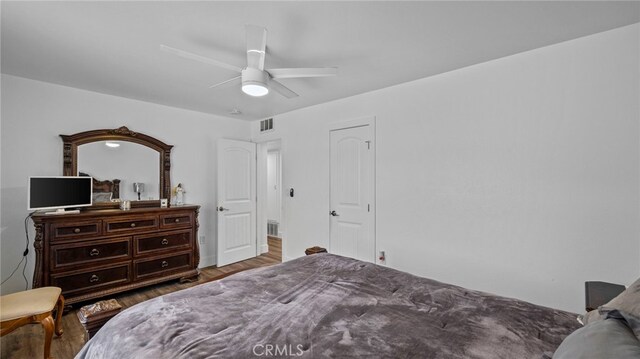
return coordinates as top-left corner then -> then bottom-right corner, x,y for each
60,126 -> 172,208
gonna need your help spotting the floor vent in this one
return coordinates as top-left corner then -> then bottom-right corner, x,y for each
260,118 -> 274,132
267,220 -> 279,236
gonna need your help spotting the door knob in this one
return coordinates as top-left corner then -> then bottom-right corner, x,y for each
330,210 -> 339,216
218,206 -> 229,212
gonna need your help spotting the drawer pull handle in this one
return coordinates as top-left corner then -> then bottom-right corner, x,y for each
161,238 -> 169,245
130,223 -> 136,228
89,248 -> 100,256
161,261 -> 169,268
89,274 -> 100,283
174,218 -> 180,223
74,228 -> 81,233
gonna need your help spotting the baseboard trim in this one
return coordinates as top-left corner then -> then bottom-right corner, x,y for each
259,243 -> 269,254
199,255 -> 216,268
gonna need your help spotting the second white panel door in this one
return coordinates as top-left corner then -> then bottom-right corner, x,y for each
329,124 -> 374,262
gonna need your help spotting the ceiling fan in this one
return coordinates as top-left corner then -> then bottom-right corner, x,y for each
161,25 -> 337,98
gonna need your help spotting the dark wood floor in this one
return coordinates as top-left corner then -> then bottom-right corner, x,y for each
1,238 -> 281,359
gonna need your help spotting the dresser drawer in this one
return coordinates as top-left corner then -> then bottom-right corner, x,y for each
51,237 -> 131,270
134,230 -> 192,255
134,252 -> 192,280
159,212 -> 193,229
50,220 -> 102,241
51,263 -> 131,296
104,216 -> 158,234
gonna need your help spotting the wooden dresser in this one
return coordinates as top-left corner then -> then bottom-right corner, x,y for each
32,205 -> 200,305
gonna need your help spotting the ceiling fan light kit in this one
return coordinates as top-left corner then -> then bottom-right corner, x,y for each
241,68 -> 269,97
162,25 -> 337,99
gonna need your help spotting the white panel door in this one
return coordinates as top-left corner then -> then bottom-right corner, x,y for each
330,125 -> 374,262
217,139 -> 257,266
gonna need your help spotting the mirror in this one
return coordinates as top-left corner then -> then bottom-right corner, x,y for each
61,126 -> 172,208
78,141 -> 160,201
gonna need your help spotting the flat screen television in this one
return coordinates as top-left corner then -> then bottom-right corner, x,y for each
28,176 -> 93,212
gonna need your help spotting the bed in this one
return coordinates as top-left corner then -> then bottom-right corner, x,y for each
76,253 -> 582,358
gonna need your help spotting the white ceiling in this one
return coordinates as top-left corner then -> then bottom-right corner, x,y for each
2,1 -> 639,121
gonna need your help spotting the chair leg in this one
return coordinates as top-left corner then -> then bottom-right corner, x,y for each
54,295 -> 64,336
40,314 -> 55,359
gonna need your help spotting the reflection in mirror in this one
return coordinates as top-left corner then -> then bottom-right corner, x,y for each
77,141 -> 159,201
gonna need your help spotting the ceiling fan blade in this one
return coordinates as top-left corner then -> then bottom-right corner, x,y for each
267,67 -> 337,79
270,79 -> 299,99
208,76 -> 241,89
160,45 -> 242,73
245,25 -> 267,70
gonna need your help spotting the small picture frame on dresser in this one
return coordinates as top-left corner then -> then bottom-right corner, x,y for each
160,198 -> 168,208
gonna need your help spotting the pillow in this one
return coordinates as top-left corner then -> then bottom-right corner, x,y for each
553,310 -> 640,359
92,192 -> 112,203
583,277 -> 640,325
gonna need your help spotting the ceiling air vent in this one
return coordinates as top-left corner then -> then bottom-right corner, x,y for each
260,118 -> 274,132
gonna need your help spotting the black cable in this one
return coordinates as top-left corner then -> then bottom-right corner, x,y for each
22,212 -> 35,289
1,212 -> 35,289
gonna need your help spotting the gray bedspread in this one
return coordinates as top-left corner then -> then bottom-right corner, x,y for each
76,253 -> 580,358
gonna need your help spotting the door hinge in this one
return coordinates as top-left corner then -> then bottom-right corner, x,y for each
365,140 -> 371,149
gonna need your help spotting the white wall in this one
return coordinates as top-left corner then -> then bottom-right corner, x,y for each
252,24 -> 640,313
0,74 -> 251,295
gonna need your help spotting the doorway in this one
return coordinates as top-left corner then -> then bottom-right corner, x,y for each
216,138 -> 283,267
257,140 -> 283,262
